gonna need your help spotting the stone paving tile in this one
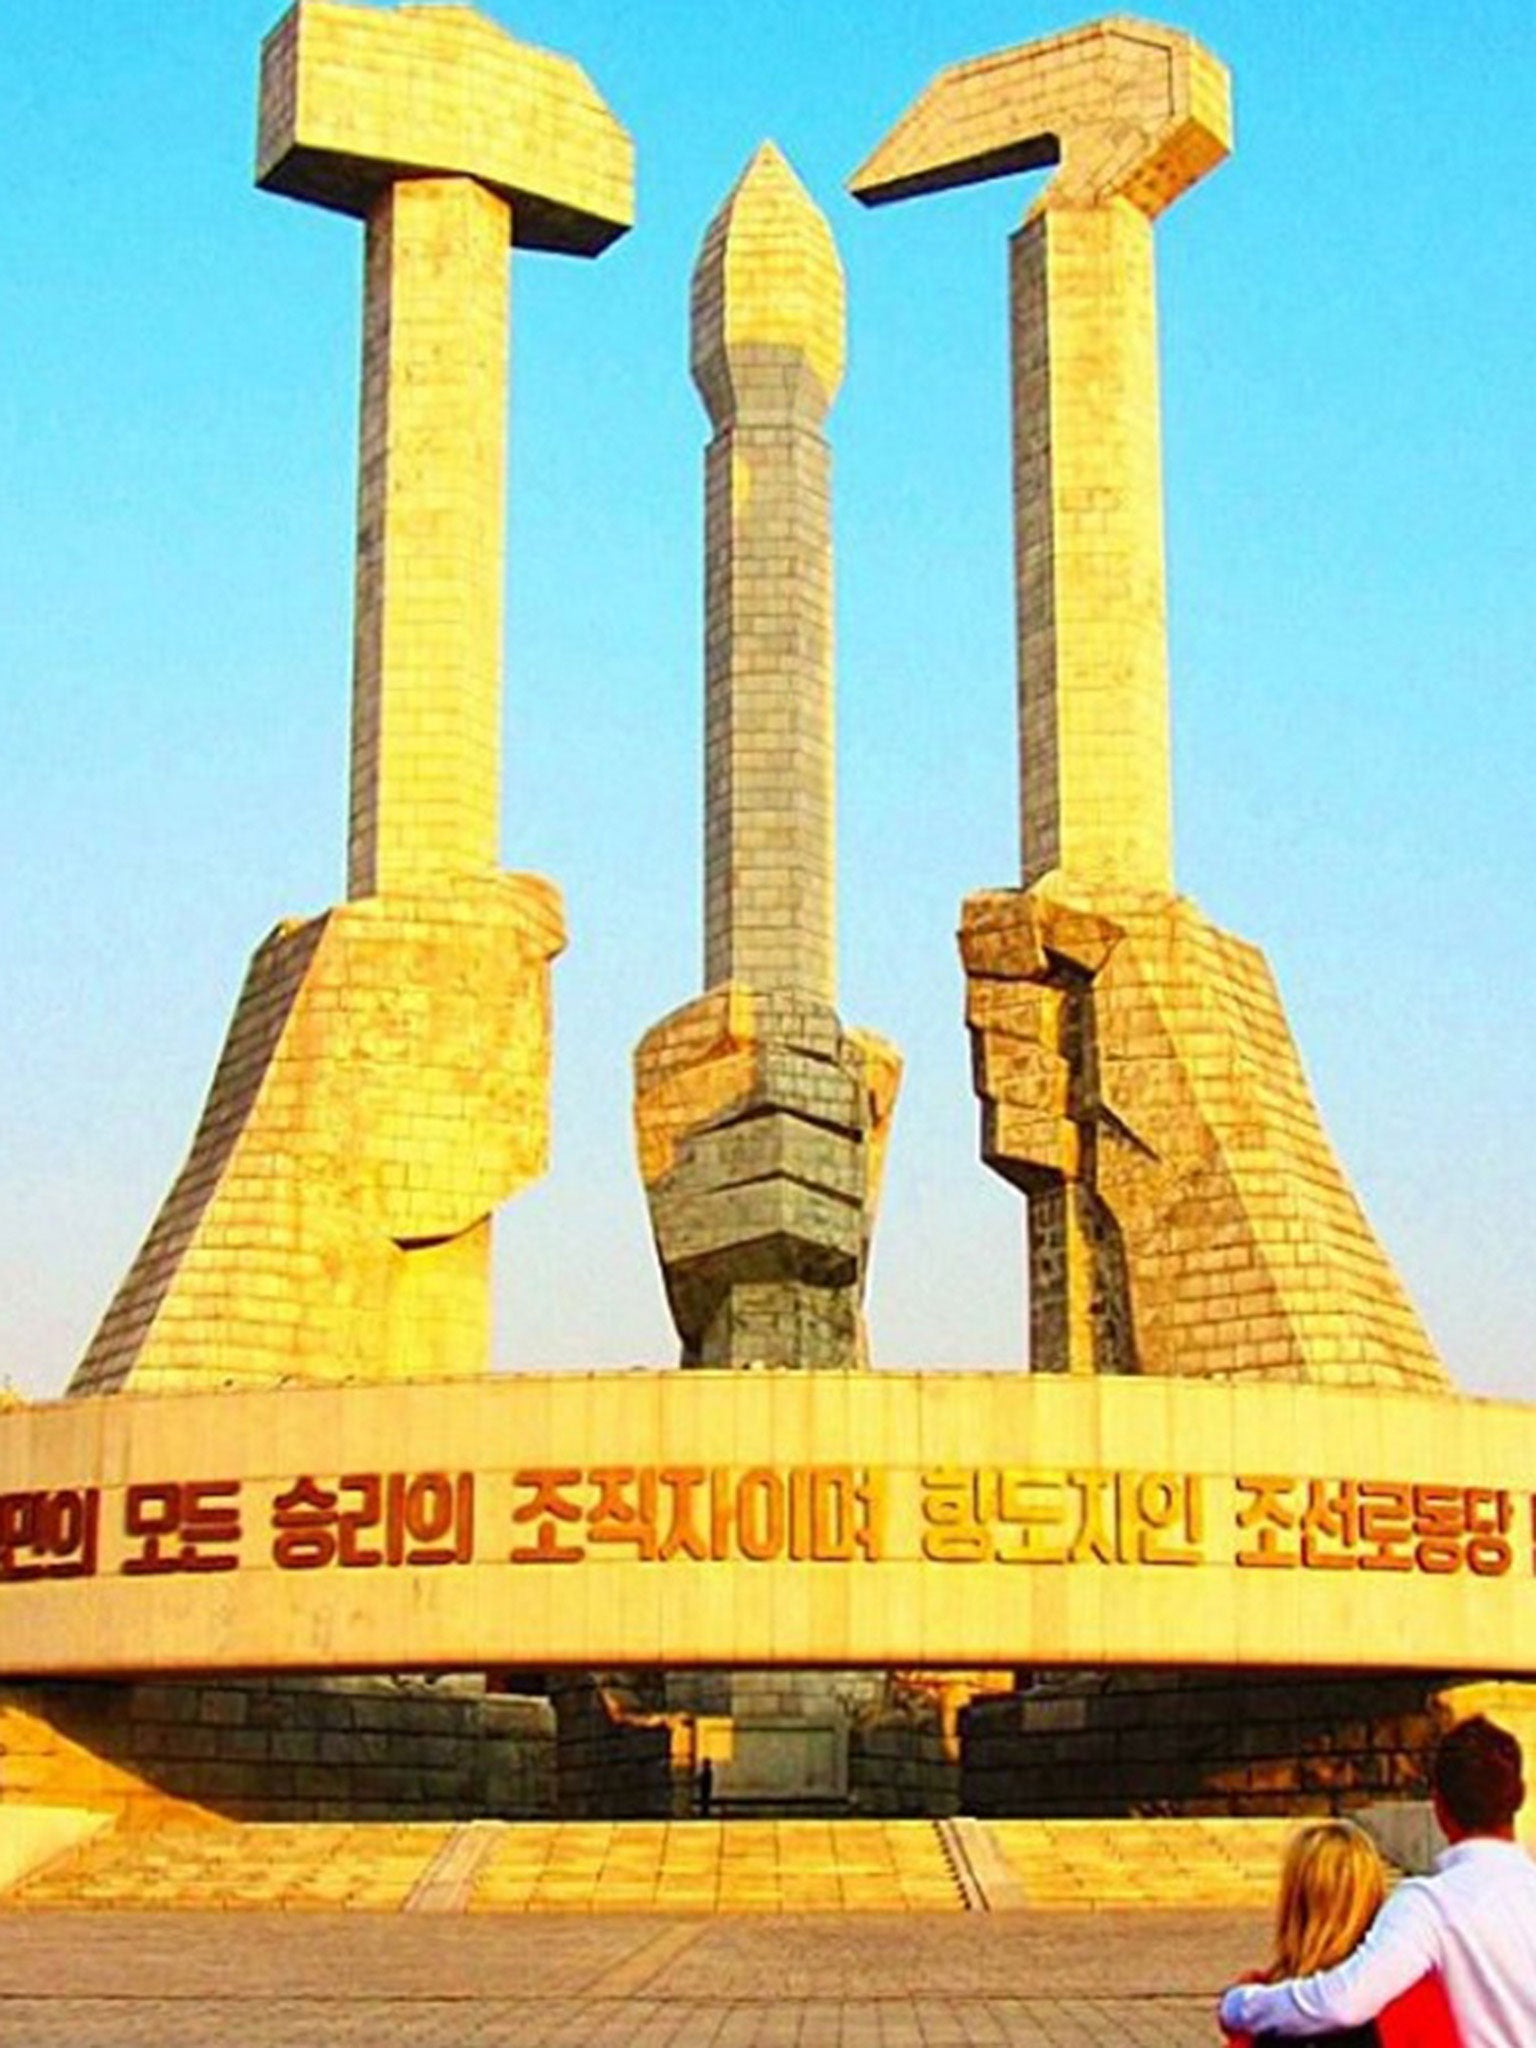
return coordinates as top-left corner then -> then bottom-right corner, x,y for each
8,1818 -> 966,1917
985,1818 -> 1299,1909
470,1819 -> 961,1914
4,1816 -> 1303,1917
0,1907 -> 1267,2047
6,1821 -> 454,1911
0,1997 -> 1232,2045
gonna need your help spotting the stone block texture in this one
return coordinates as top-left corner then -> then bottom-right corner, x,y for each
635,986 -> 899,1368
855,22 -> 1442,1392
74,6 -> 634,1392
961,880 -> 1448,1387
960,1669 -> 1466,1820
853,19 -> 1230,894
550,1669 -> 963,1821
72,877 -> 563,1393
847,1671 -> 1014,1819
1,1670 -> 964,1828
1010,199 -> 1171,890
549,1675 -> 684,1820
258,1 -> 631,901
0,1676 -> 555,1825
256,0 -> 633,252
348,172 -> 510,898
692,142 -> 843,999
635,146 -> 900,1371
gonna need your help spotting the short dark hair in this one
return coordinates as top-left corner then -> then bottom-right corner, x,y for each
1433,1716 -> 1525,1834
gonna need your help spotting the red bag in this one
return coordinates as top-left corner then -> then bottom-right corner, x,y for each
1378,1973 -> 1462,2048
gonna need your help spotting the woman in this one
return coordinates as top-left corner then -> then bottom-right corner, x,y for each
1224,1820 -> 1460,2047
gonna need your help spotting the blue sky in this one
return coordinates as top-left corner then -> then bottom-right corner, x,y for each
2,2 -> 1534,1402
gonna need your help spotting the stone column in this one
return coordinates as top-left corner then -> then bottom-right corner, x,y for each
852,20 -> 1225,907
1012,199 -> 1170,892
634,146 -> 900,1371
693,145 -> 839,999
853,21 -> 1227,1375
350,176 -> 510,898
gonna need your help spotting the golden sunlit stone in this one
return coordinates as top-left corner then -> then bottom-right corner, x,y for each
71,4 -> 632,1392
634,146 -> 899,1371
855,19 -> 1444,1388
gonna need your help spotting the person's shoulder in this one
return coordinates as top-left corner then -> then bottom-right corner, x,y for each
1367,1870 -> 1449,1957
1419,1837 -> 1536,1930
1380,1870 -> 1445,1920
1431,1837 -> 1536,1893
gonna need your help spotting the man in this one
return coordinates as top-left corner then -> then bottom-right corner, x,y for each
1220,1716 -> 1536,2047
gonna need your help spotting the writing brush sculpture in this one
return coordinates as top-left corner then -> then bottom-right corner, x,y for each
633,144 -> 900,1372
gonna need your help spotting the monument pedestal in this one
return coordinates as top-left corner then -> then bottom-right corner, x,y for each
958,1669 -> 1525,1827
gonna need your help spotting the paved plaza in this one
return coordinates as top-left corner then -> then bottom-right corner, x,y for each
1,1818 -> 1298,1915
0,1904 -> 1267,2045
0,1810 -> 1291,2041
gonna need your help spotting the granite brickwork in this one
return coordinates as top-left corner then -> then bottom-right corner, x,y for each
634,147 -> 900,1371
960,1670 -> 1463,1820
849,1713 -> 959,1820
852,18 -> 1227,894
636,987 -> 899,1367
1,1672 -> 955,1830
70,880 -> 562,1392
692,145 -> 841,999
854,22 -> 1445,1391
72,5 -> 632,1393
855,16 -> 1453,1818
548,1669 -> 960,1821
0,1676 -> 554,1826
549,1676 -> 683,1821
960,882 -> 1449,1386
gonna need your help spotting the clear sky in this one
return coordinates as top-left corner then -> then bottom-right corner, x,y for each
3,2 -> 1534,1404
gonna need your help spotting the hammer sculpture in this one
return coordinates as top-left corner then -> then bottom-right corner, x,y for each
72,3 -> 632,1394
854,19 -> 1447,1388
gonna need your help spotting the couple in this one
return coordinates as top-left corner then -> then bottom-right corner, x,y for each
1220,1716 -> 1536,2047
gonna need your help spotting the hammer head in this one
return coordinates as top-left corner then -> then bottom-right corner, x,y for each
257,1 -> 633,256
849,15 -> 1230,221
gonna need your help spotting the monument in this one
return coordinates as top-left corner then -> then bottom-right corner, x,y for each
625,143 -> 906,1807
71,0 -> 632,1397
634,142 -> 901,1375
852,18 -> 1447,1392
850,16 -> 1463,1813
2,4 -> 1534,1858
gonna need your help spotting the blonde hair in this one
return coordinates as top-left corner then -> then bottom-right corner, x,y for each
1271,1821 -> 1386,1980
